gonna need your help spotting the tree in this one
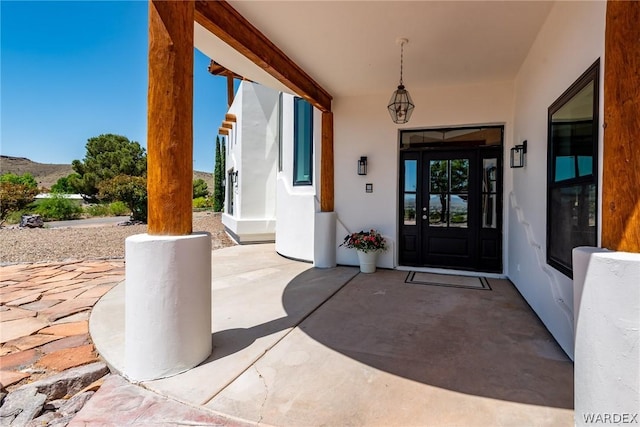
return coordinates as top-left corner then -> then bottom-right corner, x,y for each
213,136 -> 225,212
51,173 -> 80,194
98,175 -> 148,222
70,134 -> 146,202
0,173 -> 39,223
193,179 -> 209,199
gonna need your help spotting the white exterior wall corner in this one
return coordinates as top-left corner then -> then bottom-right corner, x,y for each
222,83 -> 244,231
510,1 -> 606,359
275,93 -> 316,262
333,81 -> 514,270
222,81 -> 279,241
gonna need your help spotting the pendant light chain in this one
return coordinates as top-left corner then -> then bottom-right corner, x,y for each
399,41 -> 404,86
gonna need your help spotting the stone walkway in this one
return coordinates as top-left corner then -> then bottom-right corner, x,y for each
0,260 -> 125,424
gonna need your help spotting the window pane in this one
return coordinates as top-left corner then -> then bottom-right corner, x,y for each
404,160 -> 417,192
429,194 -> 447,226
577,156 -> 592,176
483,158 -> 497,193
430,160 -> 448,193
449,195 -> 468,228
555,156 -> 576,181
293,98 -> 313,185
551,81 -> 595,183
404,194 -> 416,225
482,194 -> 497,228
450,159 -> 469,193
549,183 -> 597,270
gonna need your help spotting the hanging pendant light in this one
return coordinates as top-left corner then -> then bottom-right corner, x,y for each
387,38 -> 415,124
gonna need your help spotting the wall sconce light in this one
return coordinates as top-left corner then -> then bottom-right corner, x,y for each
358,156 -> 368,175
510,140 -> 527,168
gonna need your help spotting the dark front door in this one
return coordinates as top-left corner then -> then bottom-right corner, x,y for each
399,147 -> 502,272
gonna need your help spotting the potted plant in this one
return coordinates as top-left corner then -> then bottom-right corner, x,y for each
340,229 -> 387,273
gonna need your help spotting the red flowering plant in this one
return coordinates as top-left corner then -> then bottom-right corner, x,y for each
340,229 -> 387,253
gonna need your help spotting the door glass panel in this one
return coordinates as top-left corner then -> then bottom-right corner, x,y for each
449,195 -> 468,227
482,158 -> 498,228
404,194 -> 416,225
403,159 -> 417,226
429,194 -> 447,226
450,159 -> 469,192
404,160 -> 417,192
430,160 -> 448,192
482,194 -> 497,228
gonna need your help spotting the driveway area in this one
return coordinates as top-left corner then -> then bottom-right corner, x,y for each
87,244 -> 574,426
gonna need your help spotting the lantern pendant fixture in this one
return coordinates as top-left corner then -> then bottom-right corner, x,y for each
387,38 -> 415,124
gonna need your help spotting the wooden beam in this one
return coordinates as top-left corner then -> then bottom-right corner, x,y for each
602,0 -> 640,252
195,0 -> 332,113
321,112 -> 334,212
226,75 -> 234,108
147,0 -> 193,235
219,128 -> 229,136
221,122 -> 233,129
225,113 -> 237,123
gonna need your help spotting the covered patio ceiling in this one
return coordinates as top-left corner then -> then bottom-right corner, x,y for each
195,1 -> 554,99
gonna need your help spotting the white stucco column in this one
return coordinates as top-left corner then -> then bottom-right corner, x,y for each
573,247 -> 640,426
124,233 -> 212,381
314,211 -> 337,268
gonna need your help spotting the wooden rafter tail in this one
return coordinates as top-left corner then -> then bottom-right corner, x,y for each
225,113 -> 237,122
219,128 -> 229,135
222,122 -> 233,129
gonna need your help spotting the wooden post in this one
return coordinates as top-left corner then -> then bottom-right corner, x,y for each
602,0 -> 640,252
321,111 -> 334,212
147,0 -> 194,235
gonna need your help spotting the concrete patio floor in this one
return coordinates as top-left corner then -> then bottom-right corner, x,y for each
90,244 -> 573,426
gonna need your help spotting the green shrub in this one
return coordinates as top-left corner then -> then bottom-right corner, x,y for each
193,196 -> 213,209
34,195 -> 83,220
109,201 -> 129,216
85,204 -> 110,217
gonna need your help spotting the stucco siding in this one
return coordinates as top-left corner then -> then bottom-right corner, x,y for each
510,0 -> 606,359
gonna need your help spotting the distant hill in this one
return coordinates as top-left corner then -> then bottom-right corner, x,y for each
0,155 -> 214,190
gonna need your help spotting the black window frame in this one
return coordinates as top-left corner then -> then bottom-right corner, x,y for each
546,59 -> 600,278
293,97 -> 313,186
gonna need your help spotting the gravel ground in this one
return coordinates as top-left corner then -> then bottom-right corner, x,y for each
0,211 -> 234,264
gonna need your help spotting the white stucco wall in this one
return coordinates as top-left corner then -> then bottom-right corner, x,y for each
222,81 -> 279,242
510,1 -> 606,359
333,81 -> 515,269
275,93 -> 318,262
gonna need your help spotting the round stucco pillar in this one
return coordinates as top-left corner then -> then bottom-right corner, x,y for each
573,247 -> 640,426
124,233 -> 212,381
314,211 -> 337,268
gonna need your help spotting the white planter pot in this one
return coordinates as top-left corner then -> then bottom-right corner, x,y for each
357,250 -> 378,273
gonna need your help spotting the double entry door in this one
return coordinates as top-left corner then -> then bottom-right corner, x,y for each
399,147 -> 503,272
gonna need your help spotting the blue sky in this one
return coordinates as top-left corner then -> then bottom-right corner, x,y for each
1,1 -> 229,173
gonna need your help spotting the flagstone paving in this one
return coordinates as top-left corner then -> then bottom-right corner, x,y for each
0,261 -> 124,391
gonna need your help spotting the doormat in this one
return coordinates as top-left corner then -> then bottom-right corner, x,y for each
405,272 -> 491,290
